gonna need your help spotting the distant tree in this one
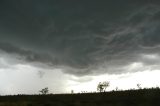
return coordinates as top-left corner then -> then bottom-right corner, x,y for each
39,87 -> 49,95
71,90 -> 74,94
137,84 -> 142,89
97,81 -> 110,92
115,87 -> 118,91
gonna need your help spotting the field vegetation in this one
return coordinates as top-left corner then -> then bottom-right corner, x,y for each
0,88 -> 160,106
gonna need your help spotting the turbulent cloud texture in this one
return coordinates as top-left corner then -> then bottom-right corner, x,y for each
0,1 -> 160,76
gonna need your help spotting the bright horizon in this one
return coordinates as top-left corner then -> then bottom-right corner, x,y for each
1,60 -> 160,95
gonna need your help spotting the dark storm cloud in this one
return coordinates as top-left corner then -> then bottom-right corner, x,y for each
0,42 -> 56,65
0,0 -> 160,76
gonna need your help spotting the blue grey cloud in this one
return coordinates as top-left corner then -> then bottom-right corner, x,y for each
0,1 -> 160,76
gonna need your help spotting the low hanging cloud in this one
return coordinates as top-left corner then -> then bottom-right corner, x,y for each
0,1 -> 160,76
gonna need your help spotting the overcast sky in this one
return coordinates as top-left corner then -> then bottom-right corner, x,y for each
0,0 -> 160,95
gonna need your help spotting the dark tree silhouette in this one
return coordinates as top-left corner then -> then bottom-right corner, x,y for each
39,87 -> 49,95
137,84 -> 142,89
115,87 -> 118,91
97,81 -> 110,92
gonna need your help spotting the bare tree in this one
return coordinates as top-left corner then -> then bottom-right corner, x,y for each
39,87 -> 49,95
97,81 -> 110,92
115,87 -> 118,91
71,90 -> 74,94
137,84 -> 142,89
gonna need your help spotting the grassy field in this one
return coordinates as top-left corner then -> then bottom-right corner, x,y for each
0,88 -> 160,106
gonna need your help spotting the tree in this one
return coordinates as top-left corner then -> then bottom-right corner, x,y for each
71,90 -> 74,94
115,87 -> 118,91
39,87 -> 49,95
97,81 -> 110,92
137,84 -> 142,89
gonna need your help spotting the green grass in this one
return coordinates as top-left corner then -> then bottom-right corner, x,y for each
0,88 -> 160,106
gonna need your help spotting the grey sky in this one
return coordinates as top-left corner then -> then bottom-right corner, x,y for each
0,0 -> 160,94
0,1 -> 160,76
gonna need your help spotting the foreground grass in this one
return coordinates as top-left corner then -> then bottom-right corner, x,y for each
0,88 -> 160,106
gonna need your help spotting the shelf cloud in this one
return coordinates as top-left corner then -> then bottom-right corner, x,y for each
0,0 -> 160,76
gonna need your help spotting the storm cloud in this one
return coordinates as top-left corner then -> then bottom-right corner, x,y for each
0,0 -> 160,76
